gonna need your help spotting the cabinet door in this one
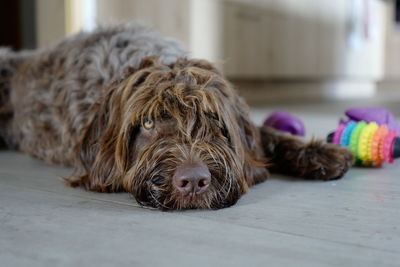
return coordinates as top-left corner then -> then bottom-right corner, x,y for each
271,0 -> 319,77
223,2 -> 272,78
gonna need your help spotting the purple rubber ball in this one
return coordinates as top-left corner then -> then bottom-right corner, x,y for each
264,111 -> 305,136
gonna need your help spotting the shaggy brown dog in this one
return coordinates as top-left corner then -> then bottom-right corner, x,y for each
0,24 -> 353,210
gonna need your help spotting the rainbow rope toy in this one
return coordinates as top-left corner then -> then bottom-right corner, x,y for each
328,121 -> 400,166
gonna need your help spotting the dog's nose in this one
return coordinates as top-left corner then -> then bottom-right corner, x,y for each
173,163 -> 211,195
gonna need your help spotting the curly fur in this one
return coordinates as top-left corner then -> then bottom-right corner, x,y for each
0,24 -> 353,210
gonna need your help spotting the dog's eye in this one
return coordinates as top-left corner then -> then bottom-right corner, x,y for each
143,120 -> 154,130
151,175 -> 164,186
221,125 -> 230,140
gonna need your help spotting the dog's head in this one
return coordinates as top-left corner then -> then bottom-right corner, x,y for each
73,57 -> 267,210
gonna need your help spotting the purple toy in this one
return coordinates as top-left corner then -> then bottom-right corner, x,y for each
263,111 -> 305,136
345,107 -> 400,135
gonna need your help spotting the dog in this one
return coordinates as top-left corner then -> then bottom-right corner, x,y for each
0,24 -> 353,210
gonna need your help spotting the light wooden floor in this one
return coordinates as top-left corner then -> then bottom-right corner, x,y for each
1,101 -> 400,267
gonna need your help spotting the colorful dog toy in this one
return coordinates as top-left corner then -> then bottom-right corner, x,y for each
327,107 -> 400,166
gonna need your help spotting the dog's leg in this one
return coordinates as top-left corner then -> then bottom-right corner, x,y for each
259,126 -> 353,180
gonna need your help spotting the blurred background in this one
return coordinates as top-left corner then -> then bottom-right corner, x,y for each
1,0 -> 400,106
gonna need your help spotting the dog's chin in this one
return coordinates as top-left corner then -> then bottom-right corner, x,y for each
136,186 -> 241,211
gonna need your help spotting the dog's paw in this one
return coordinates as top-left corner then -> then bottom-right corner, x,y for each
302,142 -> 354,181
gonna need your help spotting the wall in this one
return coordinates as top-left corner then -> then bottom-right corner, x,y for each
33,0 -> 395,102
384,0 -> 400,79
35,0 -> 66,48
96,0 -> 191,46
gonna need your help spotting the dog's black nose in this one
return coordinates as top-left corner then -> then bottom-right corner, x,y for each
173,163 -> 211,195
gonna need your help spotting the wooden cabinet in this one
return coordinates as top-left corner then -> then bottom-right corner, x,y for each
223,0 -> 386,80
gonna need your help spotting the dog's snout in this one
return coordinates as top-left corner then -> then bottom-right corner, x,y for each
173,163 -> 211,195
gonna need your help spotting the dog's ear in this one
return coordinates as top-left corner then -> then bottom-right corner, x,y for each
67,70 -> 151,192
204,73 -> 269,188
181,61 -> 269,188
67,84 -> 124,192
234,97 -> 269,186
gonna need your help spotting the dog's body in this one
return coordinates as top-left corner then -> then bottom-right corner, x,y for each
0,24 -> 186,164
0,24 -> 353,210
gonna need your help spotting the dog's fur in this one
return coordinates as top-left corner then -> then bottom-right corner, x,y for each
0,24 -> 353,210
